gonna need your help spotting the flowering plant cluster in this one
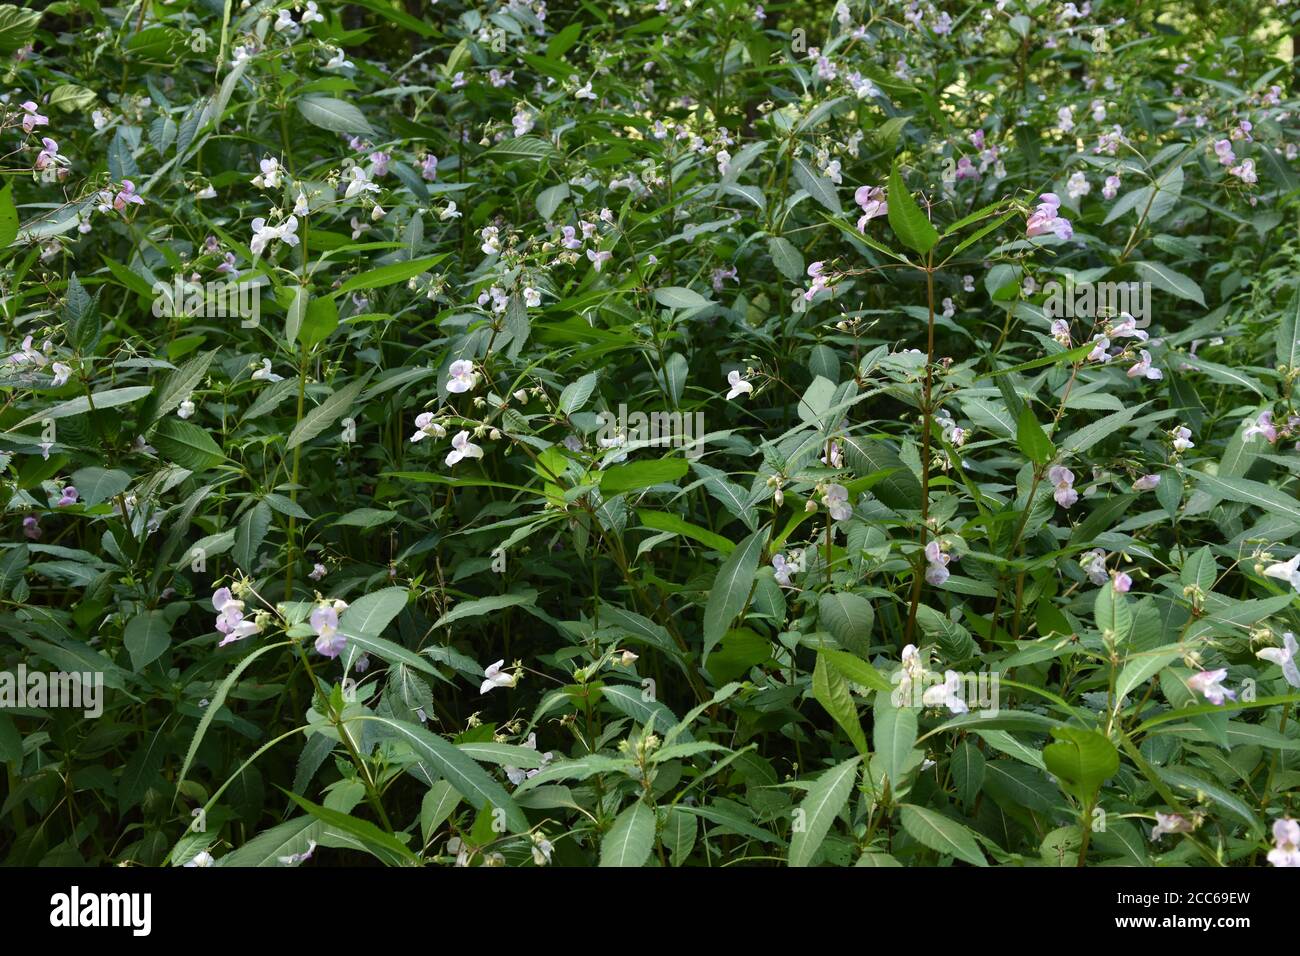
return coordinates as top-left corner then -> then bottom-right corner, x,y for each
2,0 -> 1300,869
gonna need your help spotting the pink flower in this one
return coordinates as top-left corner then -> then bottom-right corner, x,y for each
1187,668 -> 1236,706
1026,193 -> 1073,240
1112,572 -> 1132,593
854,185 -> 887,230
113,180 -> 144,212
34,137 -> 61,170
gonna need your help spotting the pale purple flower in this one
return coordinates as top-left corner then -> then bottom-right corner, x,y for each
586,249 -> 612,271
1112,572 -> 1132,593
1049,465 -> 1078,509
310,604 -> 347,658
1133,474 -> 1160,492
1187,668 -> 1236,705
1127,349 -> 1162,380
34,137 -> 62,171
421,154 -> 439,181
1243,410 -> 1277,443
56,485 -> 78,507
1268,818 -> 1300,867
20,100 -> 48,134
22,515 -> 40,540
1150,812 -> 1193,841
823,483 -> 852,521
1102,174 -> 1120,200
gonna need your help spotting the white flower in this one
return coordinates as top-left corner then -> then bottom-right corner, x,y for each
480,226 -> 500,255
343,165 -> 378,199
249,215 -> 299,257
446,430 -> 483,467
922,670 -> 969,714
252,156 -> 282,190
178,399 -> 196,419
184,851 -> 215,867
251,358 -> 284,382
574,82 -> 596,100
439,201 -> 461,220
524,287 -> 542,307
446,359 -> 478,393
50,362 -> 71,387
273,9 -> 298,32
293,190 -> 309,216
725,369 -> 752,400
1257,632 -> 1300,689
301,1 -> 325,24
480,659 -> 517,694
325,48 -> 353,70
1263,554 -> 1300,592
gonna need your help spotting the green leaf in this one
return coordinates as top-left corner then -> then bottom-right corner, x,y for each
821,647 -> 893,694
873,700 -> 918,793
0,182 -> 18,248
600,801 -> 656,867
299,295 -> 339,350
788,756 -> 860,867
792,157 -> 842,214
124,610 -> 171,671
152,417 -> 226,471
887,160 -> 939,255
702,531 -> 764,661
14,386 -> 152,429
637,509 -> 735,554
600,457 -> 689,495
1132,261 -> 1205,307
816,591 -> 875,656
334,254 -> 448,296
283,791 -> 417,865
652,286 -> 711,310
1041,726 -> 1119,803
431,590 -> 536,629
297,95 -> 376,137
359,715 -> 528,832
286,379 -> 367,450
1189,472 -> 1300,522
1016,406 -> 1055,466
898,804 -> 987,866
813,652 -> 867,754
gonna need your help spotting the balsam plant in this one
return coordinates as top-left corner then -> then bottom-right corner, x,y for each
2,0 -> 1300,868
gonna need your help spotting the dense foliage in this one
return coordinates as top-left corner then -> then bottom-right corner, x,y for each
2,0 -> 1300,868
